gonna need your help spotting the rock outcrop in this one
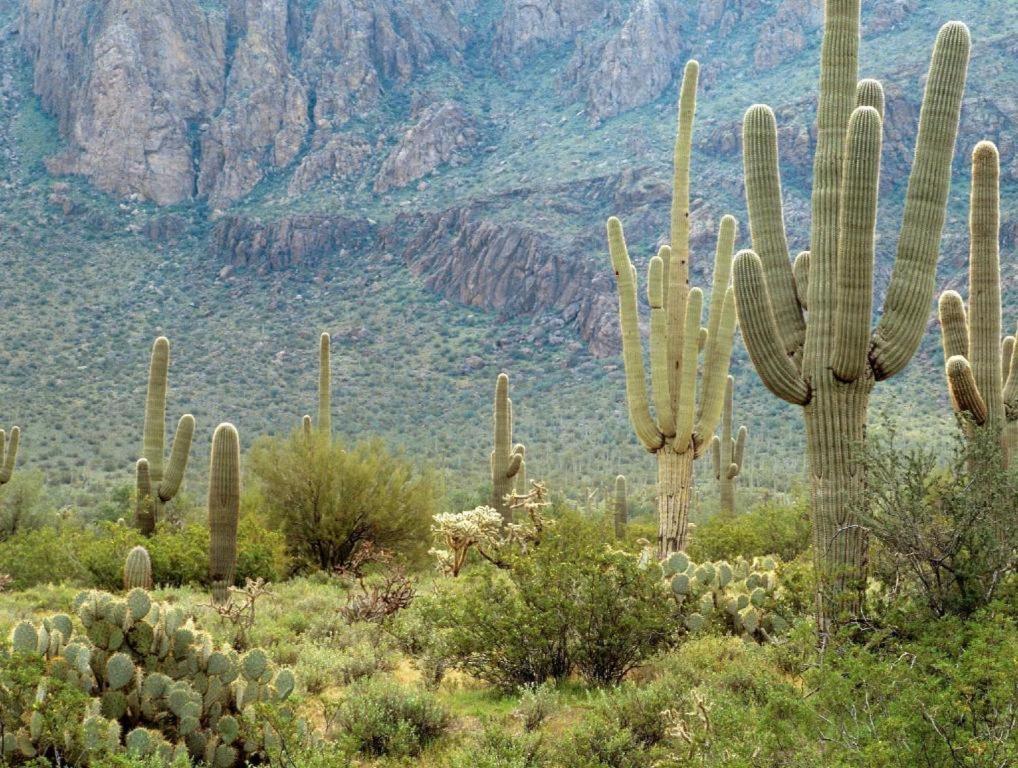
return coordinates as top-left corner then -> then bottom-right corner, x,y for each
212,213 -> 374,270
492,0 -> 618,61
375,101 -> 478,193
288,132 -> 373,197
19,0 -> 226,205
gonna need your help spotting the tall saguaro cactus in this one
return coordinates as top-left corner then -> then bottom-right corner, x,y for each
732,2 -> 969,631
607,60 -> 739,557
302,332 -> 332,438
136,337 -> 195,535
491,373 -> 525,523
208,423 -> 240,605
712,376 -> 747,518
613,475 -> 628,539
939,142 -> 1018,464
0,426 -> 20,485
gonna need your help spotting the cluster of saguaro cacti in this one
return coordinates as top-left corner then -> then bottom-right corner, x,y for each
302,332 -> 332,440
0,424 -> 20,486
938,142 -> 1018,465
123,546 -> 153,591
136,337 -> 195,535
607,60 -> 738,557
209,424 -> 241,605
733,1 -> 969,631
612,475 -> 628,539
4,589 -> 295,766
491,373 -> 526,523
711,376 -> 747,518
659,552 -> 788,642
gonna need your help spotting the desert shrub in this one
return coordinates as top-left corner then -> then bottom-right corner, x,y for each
514,682 -> 559,731
0,470 -> 50,541
687,498 -> 810,563
250,433 -> 438,572
404,515 -> 673,689
296,641 -> 394,695
440,726 -> 549,768
329,677 -> 449,758
863,424 -> 1018,617
0,524 -> 90,588
555,718 -> 646,768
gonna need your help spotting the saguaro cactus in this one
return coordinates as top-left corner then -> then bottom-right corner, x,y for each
208,423 -> 240,604
607,60 -> 739,557
491,373 -> 525,523
124,546 -> 153,590
613,475 -> 628,539
732,2 -> 969,631
0,426 -> 19,485
939,142 -> 1018,465
302,332 -> 332,438
712,376 -> 747,518
136,337 -> 195,535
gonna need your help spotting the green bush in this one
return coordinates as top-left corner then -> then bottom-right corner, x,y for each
0,524 -> 90,588
687,498 -> 811,563
0,470 -> 50,541
330,677 -> 449,758
250,434 -> 439,572
440,726 -> 548,768
404,515 -> 673,689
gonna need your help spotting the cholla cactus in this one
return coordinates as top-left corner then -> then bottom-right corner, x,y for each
607,60 -> 738,558
491,374 -> 526,524
124,546 -> 153,591
136,337 -> 195,535
658,553 -> 788,641
733,2 -> 969,630
938,142 -> 1018,465
3,589 -> 296,766
431,506 -> 503,576
711,376 -> 747,518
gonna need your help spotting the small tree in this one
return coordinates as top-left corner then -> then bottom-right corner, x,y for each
250,433 -> 438,571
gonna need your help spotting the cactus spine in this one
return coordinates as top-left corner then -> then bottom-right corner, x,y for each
733,3 -> 969,631
124,546 -> 153,591
711,376 -> 747,518
208,424 -> 240,605
136,337 -> 195,535
939,142 -> 1018,465
607,60 -> 739,557
491,373 -> 525,524
0,426 -> 19,485
613,475 -> 628,539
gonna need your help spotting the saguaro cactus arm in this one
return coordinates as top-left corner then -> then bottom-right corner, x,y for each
946,356 -> 988,424
142,337 -> 170,482
939,291 -> 969,360
869,22 -> 971,380
733,252 -> 811,405
648,252 -> 677,437
159,414 -> 195,502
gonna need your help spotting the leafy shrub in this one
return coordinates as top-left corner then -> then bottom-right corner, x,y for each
863,424 -> 1018,617
0,470 -> 50,541
0,524 -> 91,588
514,682 -> 559,731
404,515 -> 673,689
295,642 -> 394,695
441,726 -> 548,768
250,434 -> 438,572
329,677 -> 449,758
687,498 -> 810,563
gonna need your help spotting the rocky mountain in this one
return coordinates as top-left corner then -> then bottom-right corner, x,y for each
1,0 -> 1016,493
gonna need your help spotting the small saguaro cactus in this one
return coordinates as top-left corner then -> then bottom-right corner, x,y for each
608,60 -> 739,558
0,426 -> 19,485
732,1 -> 969,631
208,423 -> 240,605
491,373 -> 525,524
613,475 -> 628,539
939,142 -> 1018,465
124,546 -> 153,590
302,332 -> 332,438
711,376 -> 748,518
136,337 -> 195,535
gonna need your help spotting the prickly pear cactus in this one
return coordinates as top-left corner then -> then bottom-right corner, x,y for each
2,589 -> 297,766
658,552 -> 789,642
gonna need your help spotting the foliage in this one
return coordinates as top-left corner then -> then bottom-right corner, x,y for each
862,423 -> 1018,617
687,497 -> 811,563
250,433 -> 438,572
513,681 -> 559,732
0,471 -> 49,542
328,677 -> 449,758
404,515 -> 673,689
